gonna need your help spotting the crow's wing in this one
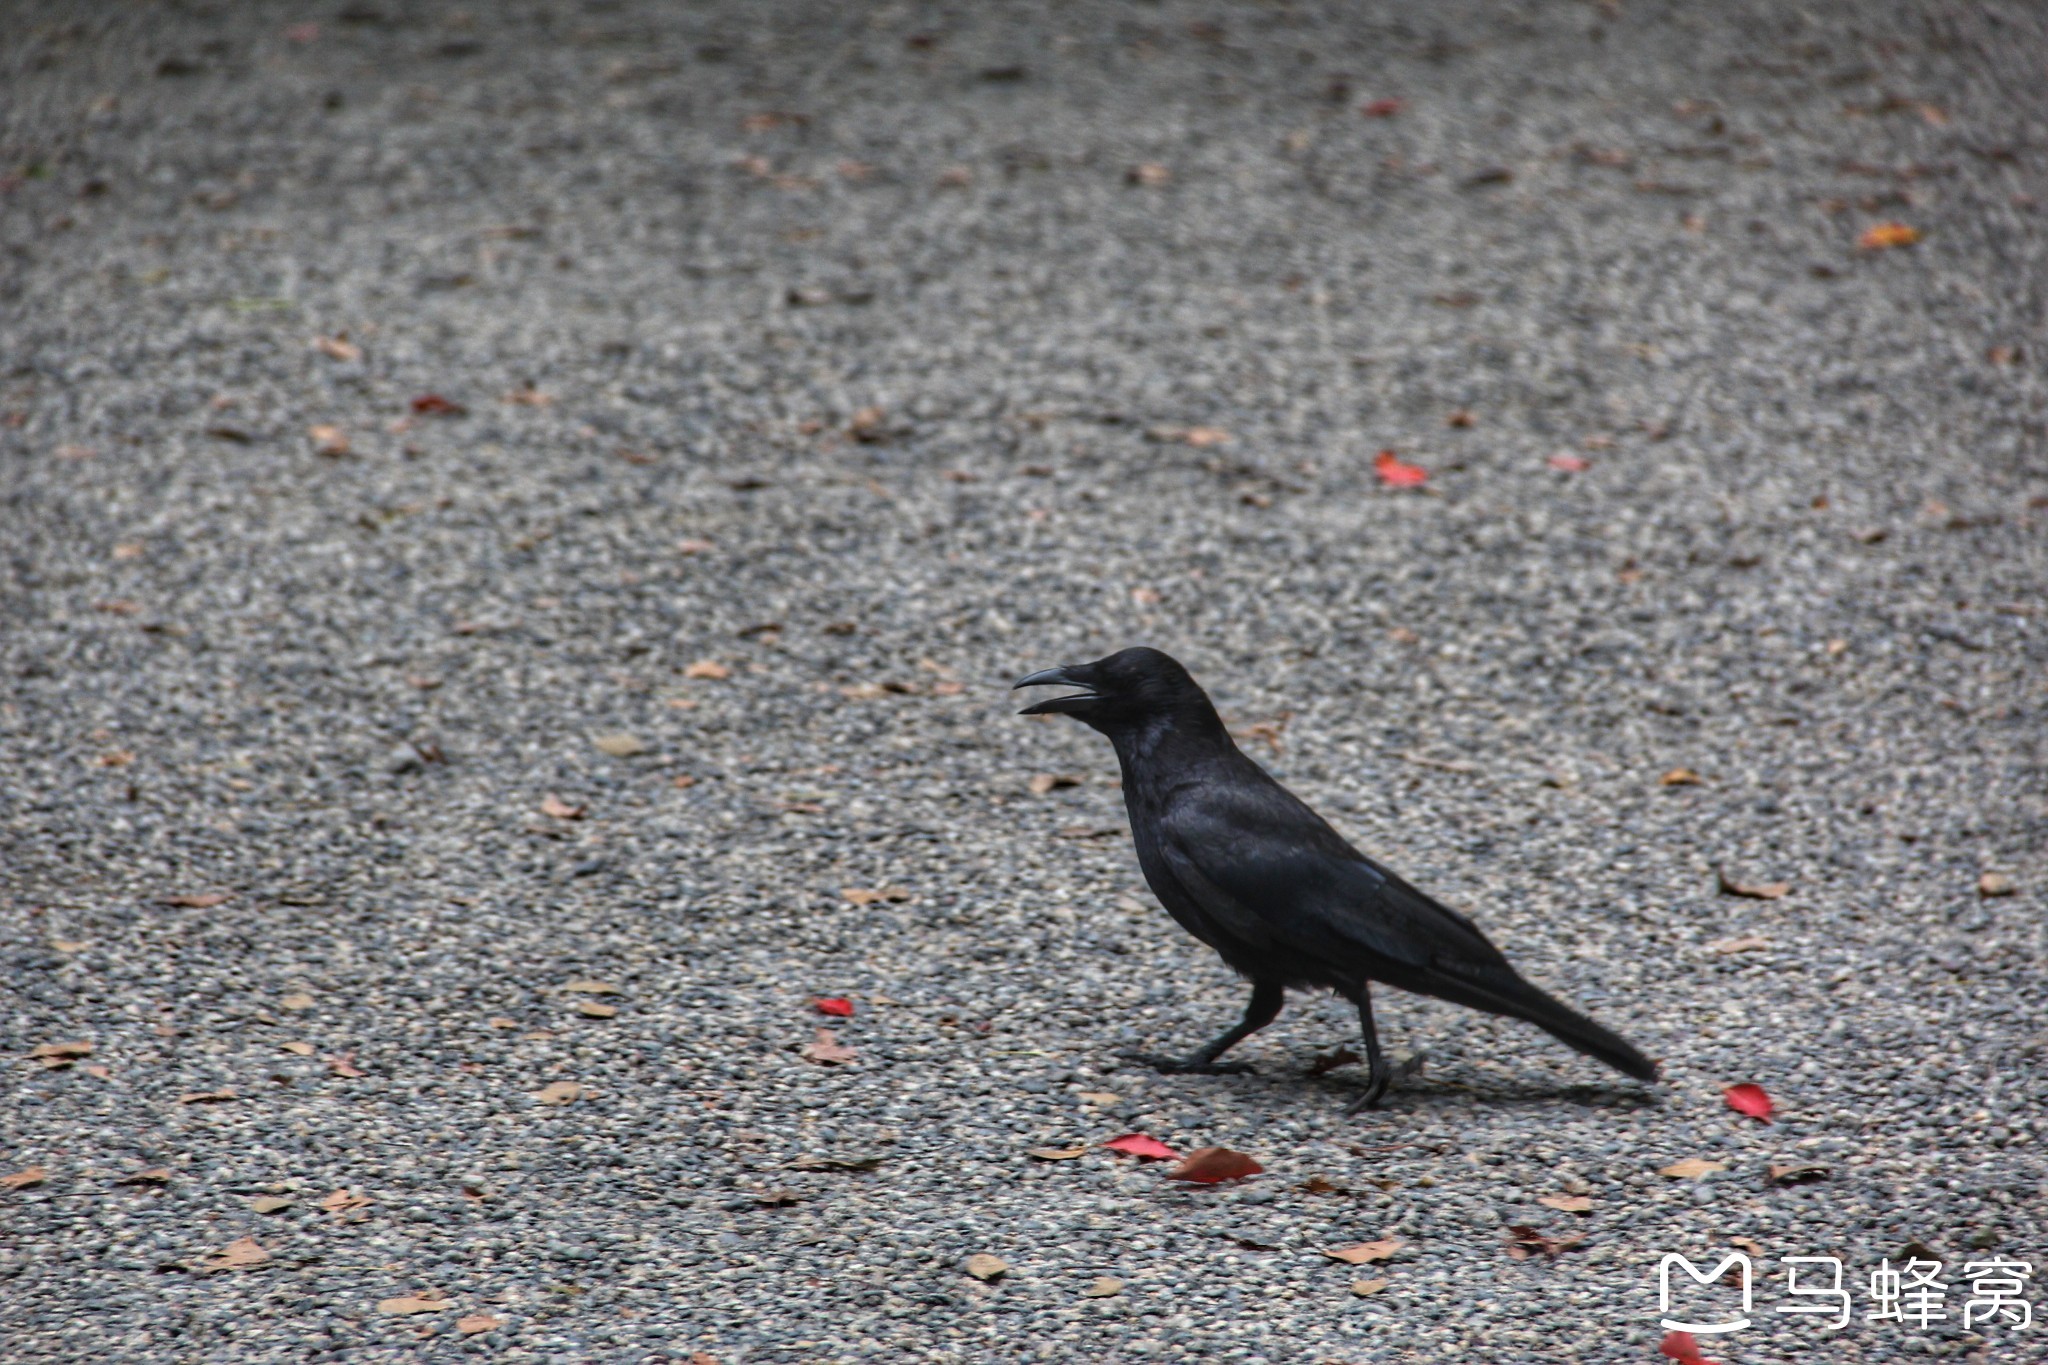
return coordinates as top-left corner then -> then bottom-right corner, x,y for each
1156,772 -> 1511,982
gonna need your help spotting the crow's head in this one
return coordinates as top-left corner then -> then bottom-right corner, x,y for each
1013,646 -> 1213,733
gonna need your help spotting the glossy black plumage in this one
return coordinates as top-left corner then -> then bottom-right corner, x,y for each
1017,646 -> 1657,1108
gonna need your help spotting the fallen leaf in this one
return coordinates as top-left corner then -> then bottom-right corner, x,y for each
1127,162 -> 1171,186
1504,1223 -> 1584,1260
503,384 -> 553,406
1028,773 -> 1081,795
30,1040 -> 93,1064
1373,450 -> 1428,487
49,939 -> 89,952
178,1088 -> 238,1104
1361,97 -> 1404,117
80,1064 -> 111,1080
1538,1194 -> 1594,1214
1299,1176 -> 1345,1195
1324,1239 -> 1403,1265
201,1236 -> 270,1272
802,1029 -> 857,1065
117,1168 -> 173,1186
562,980 -> 621,995
573,1001 -> 618,1019
1167,1147 -> 1263,1184
533,1081 -> 584,1105
326,1052 -> 365,1078
308,424 -> 350,457
592,732 -> 647,758
1146,424 -> 1229,447
1978,872 -> 2017,898
684,660 -> 730,680
1027,1145 -> 1089,1161
1078,1091 -> 1121,1105
965,1253 -> 1009,1281
457,1314 -> 503,1335
1724,1083 -> 1774,1123
1659,768 -> 1703,786
1769,1162 -> 1830,1186
410,394 -> 467,416
1548,452 -> 1591,473
1083,1275 -> 1124,1297
841,886 -> 911,906
320,1189 -> 372,1215
2,1167 -> 49,1191
313,334 -> 361,363
379,1292 -> 451,1316
1103,1134 -> 1179,1161
1351,1277 -> 1391,1296
1659,1158 -> 1726,1179
540,794 -> 585,820
1858,221 -> 1921,250
1717,870 -> 1790,900
280,992 -> 315,1011
813,997 -> 854,1017
1308,1047 -> 1360,1077
162,892 -> 229,908
249,1195 -> 294,1214
1707,936 -> 1771,955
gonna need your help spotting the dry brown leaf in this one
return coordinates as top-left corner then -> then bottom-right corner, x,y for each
1978,872 -> 2017,898
320,1189 -> 372,1215
1718,870 -> 1790,900
457,1314 -> 503,1335
1660,768 -> 1703,786
1167,1146 -> 1264,1184
80,1064 -> 111,1080
1504,1224 -> 1584,1260
573,1001 -> 618,1019
841,885 -> 911,906
2,1167 -> 49,1191
503,385 -> 553,406
1730,1235 -> 1766,1257
1538,1194 -> 1594,1213
540,794 -> 586,821
534,1081 -> 584,1106
280,993 -> 315,1012
202,1236 -> 270,1272
562,980 -> 622,994
313,335 -> 361,362
308,424 -> 350,457
178,1088 -> 238,1104
684,660 -> 731,680
50,939 -> 89,953
1324,1239 -> 1402,1265
1299,1176 -> 1346,1195
1351,1278 -> 1390,1297
325,1053 -> 365,1078
30,1040 -> 93,1062
1769,1162 -> 1831,1186
163,892 -> 230,908
1127,162 -> 1171,186
1708,936 -> 1771,955
379,1292 -> 451,1316
249,1195 -> 294,1214
964,1253 -> 1009,1282
1659,1158 -> 1726,1179
802,1028 -> 857,1065
592,732 -> 647,758
1026,1145 -> 1089,1162
279,1041 -> 316,1058
117,1168 -> 173,1186
1078,1091 -> 1120,1105
1083,1276 -> 1123,1298
1028,773 -> 1081,795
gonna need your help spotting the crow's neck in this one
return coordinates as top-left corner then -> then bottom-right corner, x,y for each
1106,706 -> 1236,792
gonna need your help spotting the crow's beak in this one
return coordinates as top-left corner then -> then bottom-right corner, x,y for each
1013,665 -> 1099,715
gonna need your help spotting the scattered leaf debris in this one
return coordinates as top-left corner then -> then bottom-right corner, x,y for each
801,1028 -> 857,1065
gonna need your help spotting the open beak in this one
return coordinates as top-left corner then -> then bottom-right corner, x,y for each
1013,665 -> 1099,715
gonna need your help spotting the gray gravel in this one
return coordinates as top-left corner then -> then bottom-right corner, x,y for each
3,2 -> 2045,1361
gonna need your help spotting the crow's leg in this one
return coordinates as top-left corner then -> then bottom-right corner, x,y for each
1125,980 -> 1284,1075
1343,984 -> 1424,1112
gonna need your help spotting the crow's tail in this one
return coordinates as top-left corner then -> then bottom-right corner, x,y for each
1423,969 -> 1660,1082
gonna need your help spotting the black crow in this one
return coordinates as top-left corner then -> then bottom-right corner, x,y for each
1015,646 -> 1658,1109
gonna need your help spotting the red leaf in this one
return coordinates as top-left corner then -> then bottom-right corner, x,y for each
1724,1082 -> 1774,1123
1102,1133 -> 1179,1161
410,394 -> 468,417
1373,449 -> 1428,487
1548,453 -> 1590,472
1361,98 -> 1405,117
813,997 -> 854,1017
1166,1146 -> 1262,1184
1659,1330 -> 1719,1365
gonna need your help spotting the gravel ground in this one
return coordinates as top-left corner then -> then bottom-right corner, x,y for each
3,2 -> 2045,1361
